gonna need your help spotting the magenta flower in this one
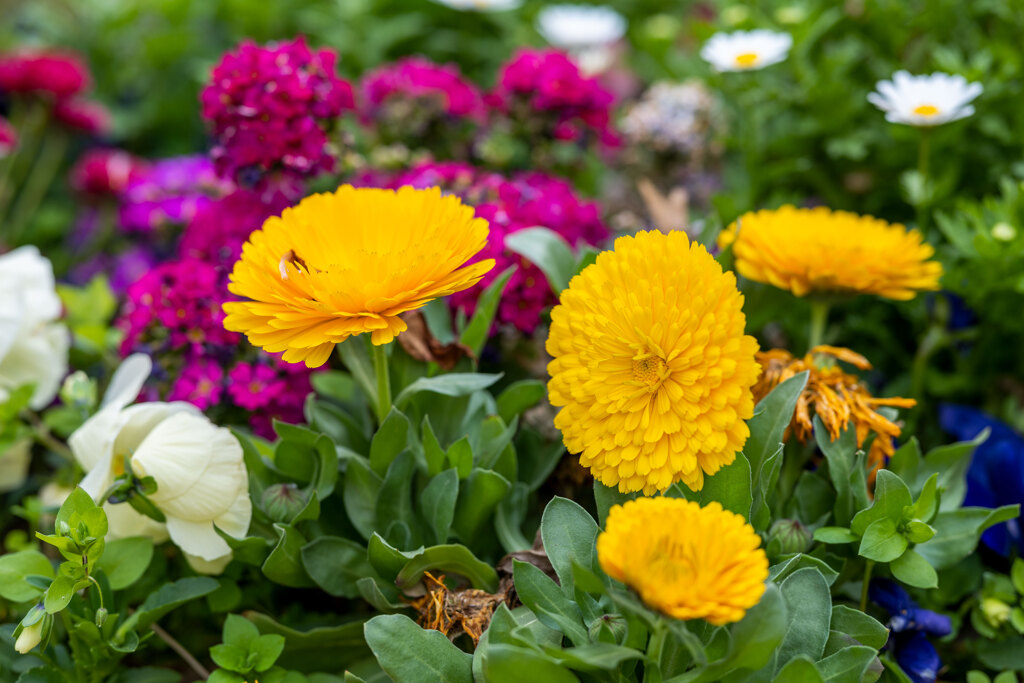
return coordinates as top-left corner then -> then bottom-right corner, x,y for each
70,149 -> 146,198
53,98 -> 111,135
362,56 -> 485,120
200,36 -> 355,186
118,156 -> 230,233
0,50 -> 90,99
180,189 -> 287,266
227,362 -> 286,411
168,357 -> 225,410
0,116 -> 16,157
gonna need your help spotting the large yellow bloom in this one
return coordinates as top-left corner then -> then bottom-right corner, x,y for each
717,206 -> 942,300
598,498 -> 768,624
223,185 -> 494,367
546,230 -> 759,494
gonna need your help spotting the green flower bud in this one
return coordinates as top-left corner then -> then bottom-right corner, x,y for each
60,371 -> 97,409
95,607 -> 108,627
261,483 -> 306,523
982,597 -> 1013,628
589,614 -> 627,644
768,519 -> 812,556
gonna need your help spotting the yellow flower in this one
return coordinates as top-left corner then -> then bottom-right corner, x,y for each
598,498 -> 769,624
546,230 -> 759,494
717,206 -> 942,300
223,185 -> 494,367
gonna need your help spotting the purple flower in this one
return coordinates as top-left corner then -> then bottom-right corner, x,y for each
118,156 -> 230,233
180,189 -> 287,267
870,579 -> 951,683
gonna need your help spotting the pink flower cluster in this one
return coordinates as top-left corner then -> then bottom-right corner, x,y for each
389,162 -> 608,333
180,189 -> 287,265
0,49 -> 111,136
118,156 -> 230,232
119,258 -> 239,356
492,49 -> 619,147
200,37 -> 355,185
70,149 -> 146,198
362,56 -> 484,120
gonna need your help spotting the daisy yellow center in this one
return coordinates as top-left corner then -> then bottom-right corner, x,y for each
735,52 -> 759,67
912,103 -> 940,117
632,355 -> 668,387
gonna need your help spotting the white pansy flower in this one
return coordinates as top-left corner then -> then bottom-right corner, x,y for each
70,354 -> 251,569
868,71 -> 982,127
430,0 -> 522,10
537,5 -> 627,74
700,30 -> 793,72
0,246 -> 70,410
15,621 -> 43,654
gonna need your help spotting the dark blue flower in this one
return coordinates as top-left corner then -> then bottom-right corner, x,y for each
939,403 -> 1024,555
870,580 -> 951,683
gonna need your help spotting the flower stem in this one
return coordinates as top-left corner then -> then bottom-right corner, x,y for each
807,299 -> 830,352
643,621 -> 668,683
0,99 -> 50,230
6,129 -> 68,245
371,342 -> 392,423
915,128 -> 931,232
860,560 -> 875,612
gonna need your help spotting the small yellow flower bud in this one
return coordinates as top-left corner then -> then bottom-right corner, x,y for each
15,621 -> 43,654
982,597 -> 1012,627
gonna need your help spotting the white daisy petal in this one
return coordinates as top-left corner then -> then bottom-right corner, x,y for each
868,71 -> 982,127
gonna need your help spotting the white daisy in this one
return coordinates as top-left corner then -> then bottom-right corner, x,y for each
537,5 -> 626,49
868,71 -> 982,127
700,29 -> 793,72
430,0 -> 522,10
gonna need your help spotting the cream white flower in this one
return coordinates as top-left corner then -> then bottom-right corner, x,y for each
70,355 -> 251,567
868,71 -> 982,127
15,620 -> 42,654
537,4 -> 626,74
0,439 -> 31,493
700,30 -> 793,72
0,246 -> 70,410
429,0 -> 522,10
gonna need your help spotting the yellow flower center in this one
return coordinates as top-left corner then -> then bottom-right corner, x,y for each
912,103 -> 940,117
112,453 -> 126,477
734,53 -> 759,67
632,355 -> 668,387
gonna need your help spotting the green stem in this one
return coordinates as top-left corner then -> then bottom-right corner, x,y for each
0,99 -> 50,228
5,129 -> 68,245
915,128 -> 931,232
643,620 -> 668,683
807,299 -> 830,351
85,575 -> 104,612
860,560 -> 875,612
371,341 -> 392,424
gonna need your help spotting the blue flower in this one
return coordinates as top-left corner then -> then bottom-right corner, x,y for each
870,579 -> 951,683
939,403 -> 1024,555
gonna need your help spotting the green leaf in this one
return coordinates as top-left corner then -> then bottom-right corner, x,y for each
540,497 -> 599,597
95,537 -> 153,590
769,553 -> 840,587
978,636 -> 1024,672
377,451 -> 420,548
262,524 -> 314,588
746,371 -> 808,530
369,408 -> 411,476
394,373 -> 502,409
890,549 -> 938,589
858,518 -> 908,563
134,577 -> 219,630
545,643 -> 643,672
0,550 -> 54,602
223,613 -> 260,648
364,614 -> 472,683
446,437 -> 474,479
777,568 -> 832,667
452,469 -> 511,542
250,634 -> 286,672
343,455 -> 381,541
246,613 -> 370,672
593,482 -> 640,526
367,533 -> 422,582
850,470 -> 913,536
395,544 -> 499,592
814,527 -> 859,544
210,643 -> 249,673
815,418 -> 864,526
484,643 -> 581,683
917,505 -> 1020,569
419,468 -> 459,545
496,380 -> 546,424
816,645 -> 879,682
336,337 -> 378,409
911,473 -> 940,523
700,452 -> 753,520
301,536 -> 375,598
513,560 -> 588,646
904,520 -> 936,544
44,575 -> 76,614
1011,559 -> 1024,595
772,656 -> 824,683
56,487 -> 98,530
830,606 -> 889,649
460,266 -> 515,358
422,417 -> 446,476
504,227 -> 577,294
726,583 -> 788,671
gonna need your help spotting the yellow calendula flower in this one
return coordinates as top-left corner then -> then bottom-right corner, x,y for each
546,230 -> 760,494
598,498 -> 769,624
223,185 -> 494,367
717,206 -> 942,300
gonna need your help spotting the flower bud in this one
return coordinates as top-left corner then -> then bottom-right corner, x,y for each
588,614 -> 627,644
982,597 -> 1012,628
94,607 -> 108,627
261,482 -> 306,523
15,620 -> 43,654
992,222 -> 1017,242
60,371 -> 97,409
768,519 -> 812,557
